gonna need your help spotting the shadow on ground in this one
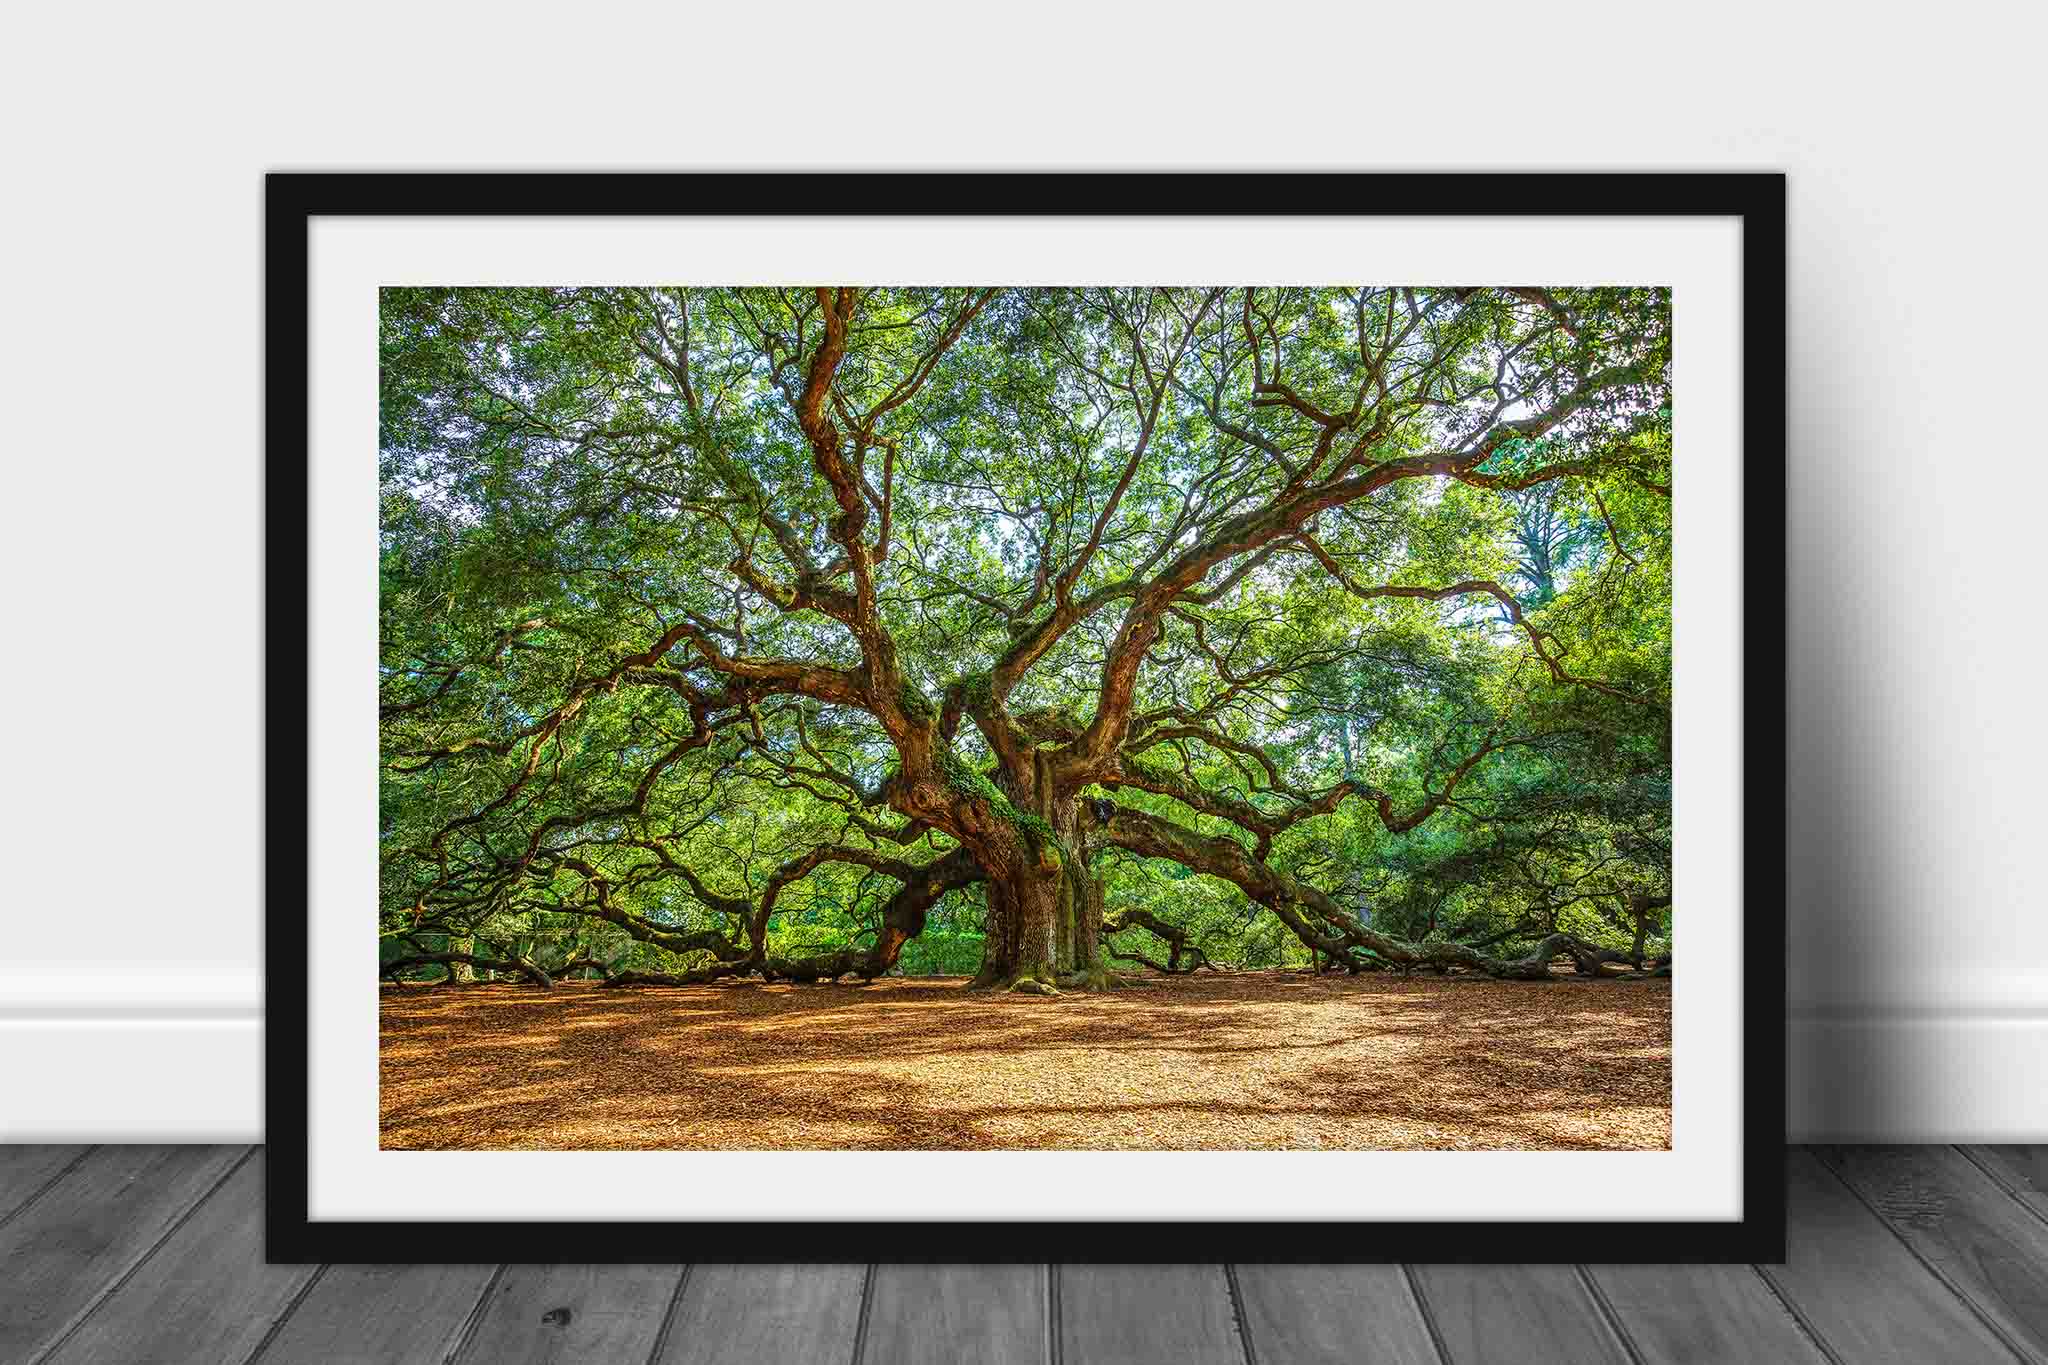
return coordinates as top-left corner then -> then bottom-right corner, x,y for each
378,973 -> 1671,1151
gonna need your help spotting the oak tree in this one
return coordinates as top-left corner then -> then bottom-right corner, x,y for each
379,286 -> 1672,993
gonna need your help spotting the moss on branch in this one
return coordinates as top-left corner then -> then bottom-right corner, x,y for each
938,748 -> 1056,842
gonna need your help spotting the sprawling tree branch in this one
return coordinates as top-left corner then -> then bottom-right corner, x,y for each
380,285 -> 1672,992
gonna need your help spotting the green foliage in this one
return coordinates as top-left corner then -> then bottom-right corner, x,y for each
377,286 -> 1673,976
898,932 -> 989,976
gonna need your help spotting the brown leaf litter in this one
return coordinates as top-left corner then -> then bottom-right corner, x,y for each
379,972 -> 1670,1152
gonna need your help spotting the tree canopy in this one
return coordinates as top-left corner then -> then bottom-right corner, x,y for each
378,285 -> 1673,994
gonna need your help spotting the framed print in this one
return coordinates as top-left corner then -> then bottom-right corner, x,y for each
269,172 -> 1785,1262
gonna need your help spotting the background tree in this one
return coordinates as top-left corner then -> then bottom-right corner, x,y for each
378,285 -> 1672,994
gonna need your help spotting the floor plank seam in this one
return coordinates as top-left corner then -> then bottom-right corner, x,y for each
237,1262 -> 330,1365
27,1145 -> 257,1365
1816,1152 -> 2035,1363
1032,1268 -> 1048,1365
1572,1265 -> 1647,1365
0,1145 -> 96,1233
640,1262 -> 695,1365
1397,1265 -> 1453,1365
1048,1268 -> 1064,1365
441,1262 -> 510,1365
1221,1264 -> 1260,1365
847,1262 -> 879,1365
1956,1145 -> 2048,1233
1744,1264 -> 1845,1365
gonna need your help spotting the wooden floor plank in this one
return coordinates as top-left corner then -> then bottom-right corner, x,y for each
454,1263 -> 686,1364
1059,1265 -> 1241,1365
6,1145 -> 2045,1365
1232,1264 -> 1439,1365
1819,1144 -> 2048,1360
1971,1147 -> 2048,1225
653,1264 -> 866,1365
862,1265 -> 1045,1365
0,1145 -> 89,1224
1406,1265 -> 1630,1364
254,1262 -> 501,1364
1760,1149 -> 2020,1364
0,1143 -> 247,1363
1585,1263 -> 1825,1364
41,1153 -> 319,1365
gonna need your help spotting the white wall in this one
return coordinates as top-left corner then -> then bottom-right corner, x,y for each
2,2 -> 2041,1142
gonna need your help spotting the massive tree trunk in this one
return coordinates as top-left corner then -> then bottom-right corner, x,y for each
1061,841 -> 1109,988
974,861 -> 1059,992
966,774 -> 1108,994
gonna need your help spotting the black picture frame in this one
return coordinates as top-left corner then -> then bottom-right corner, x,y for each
268,171 -> 1786,1264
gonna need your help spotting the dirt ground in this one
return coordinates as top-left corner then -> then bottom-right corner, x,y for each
379,972 -> 1670,1151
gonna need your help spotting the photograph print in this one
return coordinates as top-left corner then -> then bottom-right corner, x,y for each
375,281 -> 1678,1158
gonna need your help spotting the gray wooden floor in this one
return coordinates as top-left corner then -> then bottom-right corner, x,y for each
3,1147 -> 2046,1363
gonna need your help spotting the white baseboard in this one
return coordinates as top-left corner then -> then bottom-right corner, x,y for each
0,1018 -> 262,1141
4,975 -> 2044,1141
0,968 -> 264,1141
1787,1013 -> 2048,1142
